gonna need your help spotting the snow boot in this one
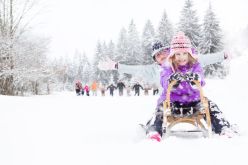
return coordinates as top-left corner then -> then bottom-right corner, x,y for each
147,131 -> 161,142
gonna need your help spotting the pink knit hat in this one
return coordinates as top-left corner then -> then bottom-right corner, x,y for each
169,31 -> 197,59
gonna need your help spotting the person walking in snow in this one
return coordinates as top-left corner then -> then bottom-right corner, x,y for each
84,84 -> 90,96
99,83 -> 106,96
116,80 -> 125,96
145,32 -> 237,142
75,80 -> 83,96
132,82 -> 143,96
91,81 -> 98,96
126,84 -> 132,96
107,83 -> 117,96
143,83 -> 151,96
152,83 -> 159,95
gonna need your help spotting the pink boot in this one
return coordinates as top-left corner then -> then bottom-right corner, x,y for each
147,132 -> 161,142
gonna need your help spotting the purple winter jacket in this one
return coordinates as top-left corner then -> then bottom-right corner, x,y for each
157,62 -> 205,107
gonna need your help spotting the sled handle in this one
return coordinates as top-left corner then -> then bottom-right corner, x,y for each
193,80 -> 212,134
163,80 -> 177,110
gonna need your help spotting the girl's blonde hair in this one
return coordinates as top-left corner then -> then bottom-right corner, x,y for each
170,53 -> 197,72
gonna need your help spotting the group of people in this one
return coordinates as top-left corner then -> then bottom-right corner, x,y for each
75,81 -> 100,96
75,81 -> 90,96
98,31 -> 238,141
102,81 -> 147,96
75,80 -> 160,97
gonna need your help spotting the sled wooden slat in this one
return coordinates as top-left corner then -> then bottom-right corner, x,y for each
163,80 -> 212,138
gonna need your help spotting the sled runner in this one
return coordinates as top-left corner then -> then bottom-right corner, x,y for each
162,80 -> 212,138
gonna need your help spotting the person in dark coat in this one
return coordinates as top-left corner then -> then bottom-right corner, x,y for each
107,83 -> 117,96
75,80 -> 83,96
116,81 -> 125,96
152,83 -> 159,95
132,82 -> 143,96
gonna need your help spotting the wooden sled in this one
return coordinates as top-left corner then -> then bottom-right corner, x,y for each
162,80 -> 212,138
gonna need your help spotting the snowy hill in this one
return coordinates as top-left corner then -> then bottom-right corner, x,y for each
1,55 -> 248,165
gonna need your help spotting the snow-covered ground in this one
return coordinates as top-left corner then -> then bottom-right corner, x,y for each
1,55 -> 248,165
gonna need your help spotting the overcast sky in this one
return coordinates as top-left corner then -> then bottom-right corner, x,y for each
35,0 -> 248,60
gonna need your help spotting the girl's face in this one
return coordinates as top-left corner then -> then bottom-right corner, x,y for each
155,51 -> 168,65
174,52 -> 189,66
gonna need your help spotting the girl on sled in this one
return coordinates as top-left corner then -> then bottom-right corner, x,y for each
145,32 -> 238,142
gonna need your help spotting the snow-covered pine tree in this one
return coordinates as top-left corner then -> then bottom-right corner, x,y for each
106,40 -> 115,60
99,41 -> 112,84
126,20 -> 142,65
81,52 -> 91,84
107,40 -> 119,83
200,4 -> 223,54
64,54 -> 75,86
72,50 -> 91,84
141,20 -> 155,64
116,28 -> 132,82
200,3 -> 226,78
91,41 -> 115,85
178,0 -> 201,48
73,50 -> 84,81
92,41 -> 104,82
156,10 -> 174,47
57,55 -> 74,91
116,28 -> 128,63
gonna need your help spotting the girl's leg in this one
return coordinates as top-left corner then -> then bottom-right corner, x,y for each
146,106 -> 163,136
208,99 -> 230,134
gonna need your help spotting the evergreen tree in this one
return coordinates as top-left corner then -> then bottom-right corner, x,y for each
126,20 -> 142,65
107,40 -> 119,83
200,4 -> 223,54
101,41 -> 108,60
178,0 -> 201,48
71,50 -> 92,83
157,10 -> 174,47
99,41 -> 110,84
106,40 -> 115,60
73,50 -> 83,80
116,28 -> 128,63
60,56 -> 74,91
141,20 -> 155,64
81,52 -> 91,84
200,3 -> 226,78
92,41 -> 103,82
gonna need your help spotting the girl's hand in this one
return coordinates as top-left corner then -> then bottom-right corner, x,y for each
169,72 -> 184,83
184,72 -> 200,86
169,72 -> 184,88
184,72 -> 200,81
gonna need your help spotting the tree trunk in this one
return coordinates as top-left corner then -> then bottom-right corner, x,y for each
47,81 -> 50,94
0,76 -> 14,95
